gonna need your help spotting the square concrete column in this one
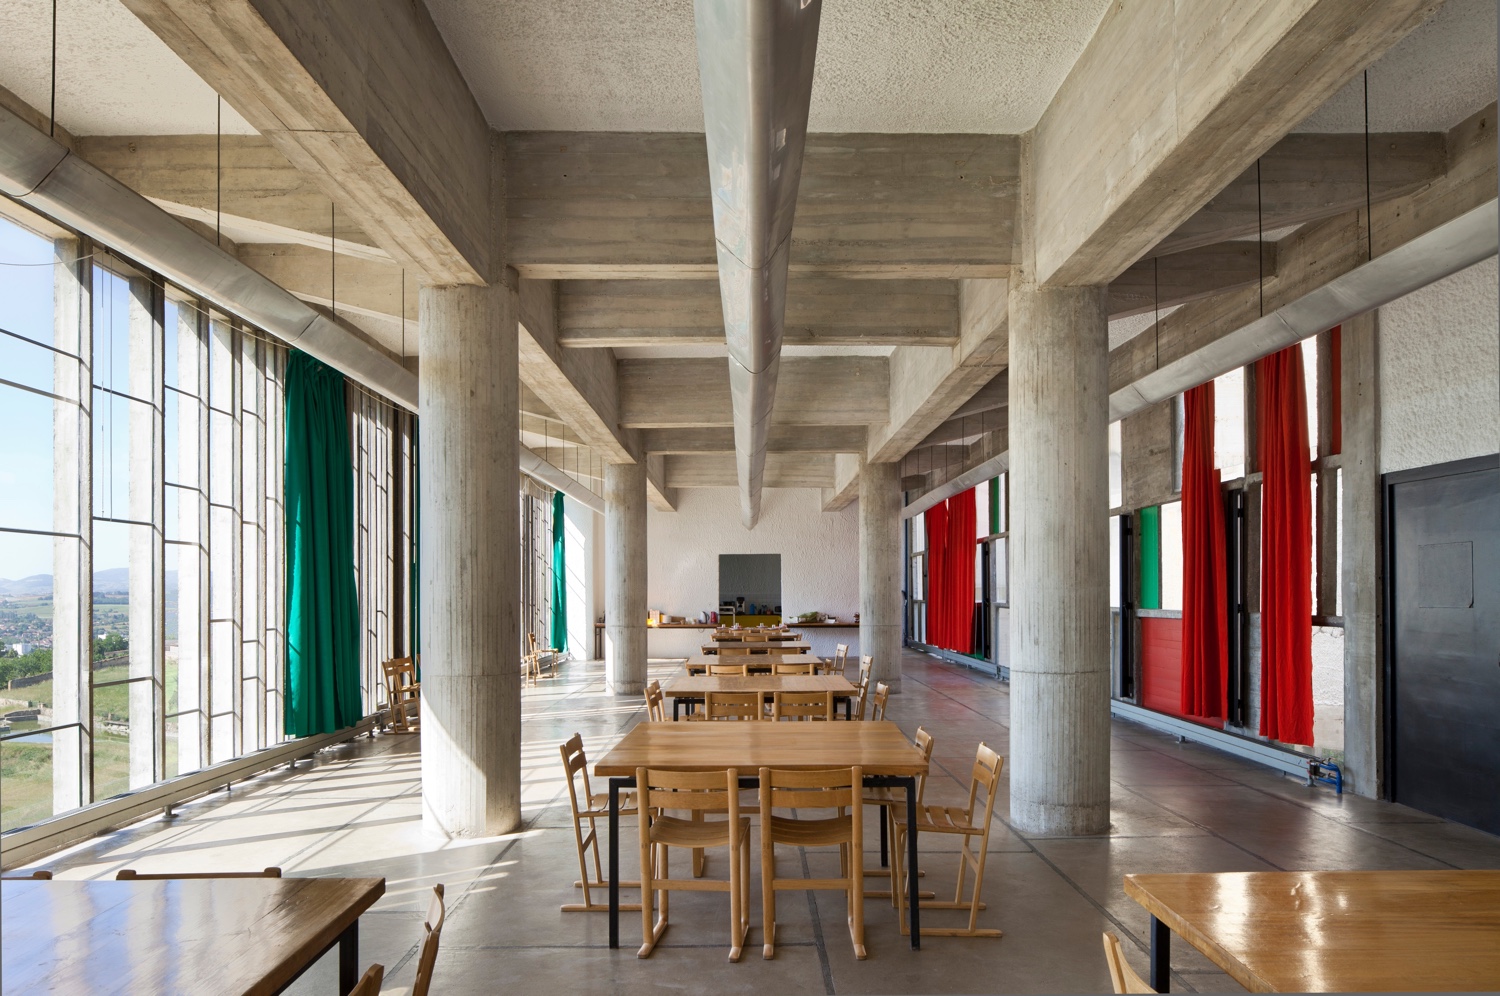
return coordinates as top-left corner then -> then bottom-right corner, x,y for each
418,282 -> 521,837
1340,310 -> 1382,798
604,461 -> 647,695
1008,280 -> 1112,836
860,460 -> 903,692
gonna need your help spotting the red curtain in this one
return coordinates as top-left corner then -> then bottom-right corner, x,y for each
1256,345 -> 1314,745
1180,382 -> 1228,721
944,493 -> 977,654
925,500 -> 949,647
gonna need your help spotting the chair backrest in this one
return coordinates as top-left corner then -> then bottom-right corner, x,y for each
637,767 -> 741,816
0,870 -> 53,880
773,661 -> 813,675
412,884 -> 447,996
959,743 -> 1005,834
858,656 -> 874,684
644,682 -> 667,722
350,963 -> 384,996
559,733 -> 594,817
744,632 -> 770,642
527,632 -> 540,653
771,690 -> 834,721
830,643 -> 850,674
719,646 -> 754,656
383,657 -> 418,694
913,727 -> 935,806
758,766 -> 862,816
708,662 -> 748,676
1102,932 -> 1156,993
870,681 -> 891,721
116,867 -> 282,880
852,675 -> 871,720
705,691 -> 761,720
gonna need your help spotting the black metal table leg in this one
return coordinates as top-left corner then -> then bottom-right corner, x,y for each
609,777 -> 624,948
844,696 -> 852,720
1149,914 -> 1171,992
337,921 -> 358,995
905,775 -> 920,947
879,805 -> 889,867
673,697 -> 681,720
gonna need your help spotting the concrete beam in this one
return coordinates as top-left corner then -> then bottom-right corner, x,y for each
1032,0 -> 1442,286
557,277 -> 959,347
642,425 -> 867,454
1156,131 -> 1447,257
1109,242 -> 1276,319
618,356 -> 889,428
237,243 -> 417,325
664,453 -> 835,489
645,454 -> 676,513
506,132 -> 1017,279
122,0 -> 493,284
821,453 -> 863,512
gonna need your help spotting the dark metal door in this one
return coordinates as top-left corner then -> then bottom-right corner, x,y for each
1388,458 -> 1500,835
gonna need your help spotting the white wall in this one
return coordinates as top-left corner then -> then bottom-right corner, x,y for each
561,496 -> 597,660
1379,256 -> 1500,474
645,487 -> 860,658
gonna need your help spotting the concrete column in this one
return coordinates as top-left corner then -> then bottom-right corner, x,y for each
860,460 -> 903,692
604,461 -> 647,695
1008,280 -> 1112,836
418,282 -> 520,837
1341,310 -> 1382,798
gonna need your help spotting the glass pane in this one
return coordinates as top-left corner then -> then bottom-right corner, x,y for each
910,554 -> 923,601
1109,515 -> 1121,608
0,217 -> 57,348
92,267 -> 144,400
911,512 -> 925,553
0,387 -> 57,532
163,299 -> 180,390
1214,367 -> 1246,479
0,332 -> 56,395
995,473 -> 1007,533
1160,500 -> 1184,612
1108,421 -> 1122,509
93,390 -> 155,521
974,542 -> 984,602
992,537 -> 1007,605
1335,468 -> 1344,618
2,730 -> 58,832
1302,337 -> 1319,460
975,486 -> 988,537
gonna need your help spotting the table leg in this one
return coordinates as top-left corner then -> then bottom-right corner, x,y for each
1149,914 -> 1171,992
609,777 -> 623,948
673,697 -> 680,720
844,696 -> 852,720
337,922 -> 358,995
905,776 -> 920,948
879,806 -> 889,867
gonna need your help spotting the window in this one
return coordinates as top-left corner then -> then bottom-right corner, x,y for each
1108,421 -> 1122,509
1214,367 -> 1246,480
1159,501 -> 1184,612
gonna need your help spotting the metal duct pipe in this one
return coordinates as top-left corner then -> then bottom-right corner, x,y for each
0,103 -> 417,411
903,200 -> 1498,520
519,445 -> 604,513
695,0 -> 821,528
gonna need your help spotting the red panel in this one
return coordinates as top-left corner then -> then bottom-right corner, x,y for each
1140,617 -> 1184,718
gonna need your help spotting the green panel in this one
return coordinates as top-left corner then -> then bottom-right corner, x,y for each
989,477 -> 1000,535
550,489 -> 568,652
1138,505 -> 1161,610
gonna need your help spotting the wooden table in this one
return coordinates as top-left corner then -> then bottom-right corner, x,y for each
0,875 -> 385,995
700,641 -> 812,655
1124,869 -> 1500,992
684,652 -> 825,674
595,721 -> 929,949
662,673 -> 857,719
711,631 -> 804,641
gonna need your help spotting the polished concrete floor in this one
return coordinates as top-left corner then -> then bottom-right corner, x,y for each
22,652 -> 1500,994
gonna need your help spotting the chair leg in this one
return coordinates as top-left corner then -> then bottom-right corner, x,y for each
638,837 -> 657,957
728,831 -> 744,962
849,835 -> 866,960
916,839 -> 1003,938
761,834 -> 777,960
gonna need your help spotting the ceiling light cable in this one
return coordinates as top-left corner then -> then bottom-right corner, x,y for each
215,97 -> 222,247
49,0 -> 57,137
1256,158 -> 1264,318
330,203 -> 336,320
1364,69 -> 1373,263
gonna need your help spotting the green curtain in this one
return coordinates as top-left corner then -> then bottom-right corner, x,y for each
409,417 -> 420,669
1138,505 -> 1162,610
284,350 -> 362,736
550,489 -> 567,652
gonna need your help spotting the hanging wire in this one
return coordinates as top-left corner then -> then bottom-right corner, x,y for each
1256,157 -> 1265,317
400,268 -> 407,358
1363,69 -> 1373,263
215,96 -> 222,247
1153,255 -> 1161,371
49,0 -> 58,137
330,203 -> 336,319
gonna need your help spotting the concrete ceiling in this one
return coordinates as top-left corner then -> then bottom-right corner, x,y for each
1296,0 -> 1497,133
425,0 -> 1114,134
0,0 -> 257,136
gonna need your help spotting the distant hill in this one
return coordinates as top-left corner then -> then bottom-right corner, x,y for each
0,575 -> 52,597
0,570 -> 178,597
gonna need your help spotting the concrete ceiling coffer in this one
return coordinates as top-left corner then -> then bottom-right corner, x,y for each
695,0 -> 821,528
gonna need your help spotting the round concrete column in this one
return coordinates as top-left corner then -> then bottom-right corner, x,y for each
418,283 -> 520,837
860,460 -> 903,692
604,461 -> 647,695
1008,281 -> 1111,836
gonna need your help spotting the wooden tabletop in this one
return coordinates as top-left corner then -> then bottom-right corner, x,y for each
701,641 -> 812,653
1123,869 -> 1500,993
711,631 -> 804,641
662,673 -> 856,697
594,720 -> 929,777
0,876 -> 385,995
684,653 -> 824,673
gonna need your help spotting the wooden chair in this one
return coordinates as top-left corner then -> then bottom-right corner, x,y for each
559,734 -> 641,912
771,690 -> 834,721
857,655 -> 874,686
350,963 -> 383,996
708,662 -> 748,676
719,646 -> 754,656
758,766 -> 865,960
772,661 -> 814,675
821,643 -> 850,676
116,867 -> 282,879
1103,931 -> 1157,993
863,727 -> 935,901
0,870 -> 53,880
636,766 -> 752,961
892,742 -> 1005,937
743,632 -> 771,642
382,656 -> 420,732
870,681 -> 891,721
412,884 -> 446,996
705,691 -> 761,720
645,681 -> 668,722
849,675 -> 871,720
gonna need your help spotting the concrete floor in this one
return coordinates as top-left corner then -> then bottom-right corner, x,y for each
21,652 -> 1500,994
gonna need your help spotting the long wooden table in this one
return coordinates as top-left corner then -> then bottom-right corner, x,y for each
1124,869 -> 1500,992
711,631 -> 804,641
684,652 -> 825,674
662,673 -> 857,719
0,875 -> 385,995
595,721 -> 929,949
702,641 -> 812,654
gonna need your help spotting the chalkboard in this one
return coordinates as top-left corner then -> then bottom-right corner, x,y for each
718,554 -> 781,613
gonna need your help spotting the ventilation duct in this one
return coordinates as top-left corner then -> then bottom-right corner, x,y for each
519,444 -> 604,513
694,0 -> 821,527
